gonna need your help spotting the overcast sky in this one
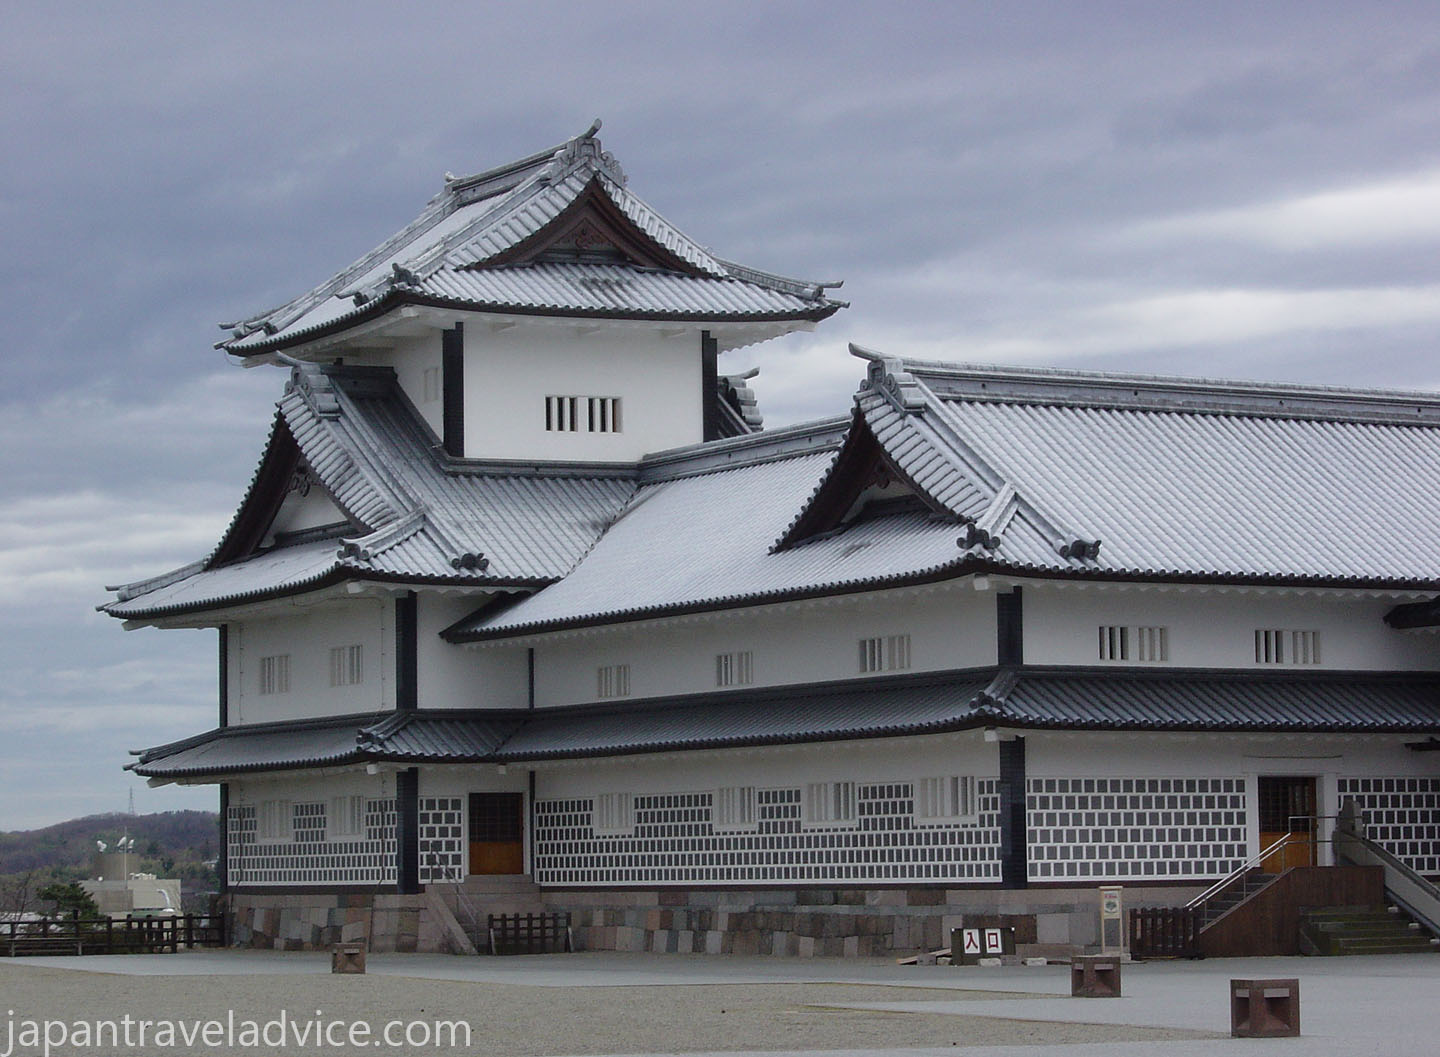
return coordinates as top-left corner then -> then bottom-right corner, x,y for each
4,1 -> 1440,830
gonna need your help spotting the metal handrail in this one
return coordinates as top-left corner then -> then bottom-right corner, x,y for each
1185,832 -> 1299,910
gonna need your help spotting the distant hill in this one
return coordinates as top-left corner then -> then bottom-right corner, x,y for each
0,811 -> 220,912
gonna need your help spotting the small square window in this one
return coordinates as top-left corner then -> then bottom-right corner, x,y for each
597,663 -> 630,699
329,645 -> 363,686
258,654 -> 291,695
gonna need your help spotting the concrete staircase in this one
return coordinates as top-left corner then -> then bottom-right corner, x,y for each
432,875 -> 547,954
1299,906 -> 1440,956
1200,870 -> 1278,928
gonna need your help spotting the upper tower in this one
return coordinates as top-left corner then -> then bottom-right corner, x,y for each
218,121 -> 846,463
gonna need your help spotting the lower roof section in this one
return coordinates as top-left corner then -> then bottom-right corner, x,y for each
130,667 -> 1440,781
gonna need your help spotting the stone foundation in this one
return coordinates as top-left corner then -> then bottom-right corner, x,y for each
541,886 -> 1202,957
225,891 -> 469,954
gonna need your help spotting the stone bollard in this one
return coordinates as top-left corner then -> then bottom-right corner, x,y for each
1071,955 -> 1122,997
331,942 -> 367,974
1230,978 -> 1299,1038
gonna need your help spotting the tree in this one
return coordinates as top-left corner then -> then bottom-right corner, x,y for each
37,882 -> 101,920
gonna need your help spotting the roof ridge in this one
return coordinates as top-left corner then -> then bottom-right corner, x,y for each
897,358 -> 1440,426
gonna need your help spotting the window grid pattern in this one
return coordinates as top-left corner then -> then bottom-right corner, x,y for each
1339,778 -> 1440,875
419,796 -> 465,884
227,799 -> 397,886
1098,626 -> 1168,663
533,780 -> 1001,886
1027,777 -> 1246,881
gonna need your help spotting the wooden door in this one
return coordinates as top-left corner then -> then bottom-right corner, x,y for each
1258,776 -> 1317,873
469,793 -> 524,875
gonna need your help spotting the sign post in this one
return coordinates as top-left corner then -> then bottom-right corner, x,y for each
1099,885 -> 1125,955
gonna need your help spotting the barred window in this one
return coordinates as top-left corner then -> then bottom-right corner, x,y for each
713,786 -> 758,831
258,654 -> 291,695
329,795 -> 366,837
715,650 -> 754,687
1098,626 -> 1168,662
804,781 -> 858,827
593,792 -> 635,836
859,634 -> 911,673
256,799 -> 293,842
915,776 -> 978,822
546,395 -> 622,433
597,664 -> 630,699
329,645 -> 363,686
1255,629 -> 1320,665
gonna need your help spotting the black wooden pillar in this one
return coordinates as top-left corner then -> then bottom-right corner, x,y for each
396,768 -> 420,894
395,592 -> 417,712
442,323 -> 465,457
701,330 -> 719,441
218,625 -> 229,727
217,783 -> 229,893
998,737 -> 1028,887
996,588 -> 1023,667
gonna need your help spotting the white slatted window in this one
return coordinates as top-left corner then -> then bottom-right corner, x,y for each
597,663 -> 631,699
915,776 -> 978,822
1098,626 -> 1168,663
328,795 -> 365,837
329,645 -> 363,686
593,792 -> 635,836
258,654 -> 291,695
1255,629 -> 1321,665
715,650 -> 754,687
546,395 -> 622,433
257,799 -> 293,842
713,786 -> 758,831
859,634 -> 911,673
804,781 -> 858,827
422,366 -> 441,404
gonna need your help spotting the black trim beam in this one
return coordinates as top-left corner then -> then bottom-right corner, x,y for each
998,737 -> 1027,888
1385,596 -> 1440,629
218,625 -> 229,727
396,592 -> 418,712
528,770 -> 537,878
997,589 -> 1023,666
396,768 -> 420,894
217,783 -> 229,893
701,330 -> 720,442
442,323 -> 464,457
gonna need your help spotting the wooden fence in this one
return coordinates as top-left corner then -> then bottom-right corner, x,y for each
1,913 -> 225,957
1128,906 -> 1200,959
487,912 -> 572,955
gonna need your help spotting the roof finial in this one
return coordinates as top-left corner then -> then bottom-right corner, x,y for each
582,117 -> 602,139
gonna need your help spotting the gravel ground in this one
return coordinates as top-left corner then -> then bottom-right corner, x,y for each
0,961 -> 1222,1056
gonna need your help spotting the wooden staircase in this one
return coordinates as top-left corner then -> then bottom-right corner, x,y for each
1300,906 -> 1440,956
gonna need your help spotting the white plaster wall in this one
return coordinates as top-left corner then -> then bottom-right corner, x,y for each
263,487 -> 348,543
417,593 -> 528,709
229,597 -> 392,724
529,587 -> 997,707
461,322 -> 703,461
531,731 -> 999,800
1022,585 -> 1438,671
230,770 -> 392,806
345,333 -> 444,439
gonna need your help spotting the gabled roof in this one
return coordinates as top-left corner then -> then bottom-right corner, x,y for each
103,363 -> 635,620
451,353 -> 1440,641
127,667 -> 1440,779
219,122 -> 844,356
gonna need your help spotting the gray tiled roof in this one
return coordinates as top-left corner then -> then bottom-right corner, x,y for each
104,363 -> 635,619
220,125 -> 842,354
128,668 -> 1440,778
455,354 -> 1440,640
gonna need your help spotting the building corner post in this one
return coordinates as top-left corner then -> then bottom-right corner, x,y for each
998,737 -> 1028,888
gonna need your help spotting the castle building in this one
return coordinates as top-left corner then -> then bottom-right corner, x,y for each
105,125 -> 1440,955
